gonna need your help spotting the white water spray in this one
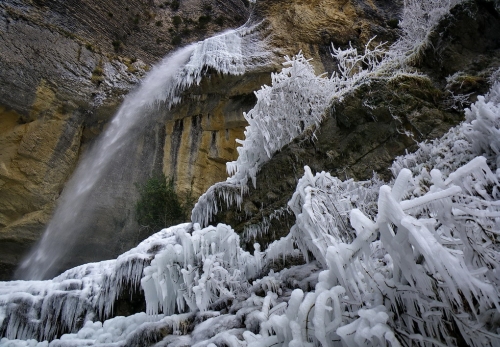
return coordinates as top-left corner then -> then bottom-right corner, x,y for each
16,28 -> 257,280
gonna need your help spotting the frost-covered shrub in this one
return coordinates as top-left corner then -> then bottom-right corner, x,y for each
250,158 -> 500,346
284,167 -> 381,267
392,0 -> 463,64
141,223 -> 262,316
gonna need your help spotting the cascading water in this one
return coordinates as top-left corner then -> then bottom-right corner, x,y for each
15,27 -> 263,281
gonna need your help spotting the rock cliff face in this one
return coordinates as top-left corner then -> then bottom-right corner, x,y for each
0,0 -> 249,279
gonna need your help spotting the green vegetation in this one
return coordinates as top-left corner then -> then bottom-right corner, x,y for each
215,16 -> 225,26
91,62 -> 104,84
172,15 -> 182,27
124,57 -> 138,73
387,18 -> 399,28
172,35 -> 182,45
197,15 -> 211,30
112,39 -> 123,53
135,174 -> 187,231
133,14 -> 140,25
170,0 -> 180,11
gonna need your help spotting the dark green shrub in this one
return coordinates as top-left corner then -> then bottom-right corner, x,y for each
112,40 -> 123,52
215,16 -> 224,26
172,35 -> 182,45
196,15 -> 211,29
135,174 -> 186,231
172,15 -> 182,27
170,0 -> 180,10
387,18 -> 399,29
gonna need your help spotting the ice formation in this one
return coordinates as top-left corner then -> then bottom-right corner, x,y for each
4,0 -> 500,346
191,41 -> 386,226
0,224 -> 191,341
141,223 -> 261,316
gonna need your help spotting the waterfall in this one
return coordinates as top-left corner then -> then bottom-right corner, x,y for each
15,28 -> 259,281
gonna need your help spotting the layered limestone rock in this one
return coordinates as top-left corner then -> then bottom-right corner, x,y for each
0,84 -> 84,278
253,0 -> 402,73
164,71 -> 271,202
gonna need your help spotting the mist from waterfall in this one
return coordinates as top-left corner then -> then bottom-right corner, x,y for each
15,28 -> 256,280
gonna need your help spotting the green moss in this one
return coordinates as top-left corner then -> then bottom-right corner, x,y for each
454,75 -> 486,89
